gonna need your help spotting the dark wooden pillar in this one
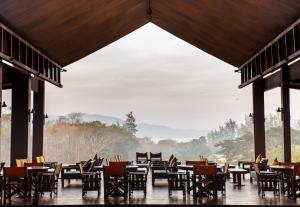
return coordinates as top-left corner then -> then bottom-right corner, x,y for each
32,80 -> 45,160
281,64 -> 291,162
0,61 -> 3,117
11,71 -> 31,166
253,78 -> 266,158
0,61 -> 3,162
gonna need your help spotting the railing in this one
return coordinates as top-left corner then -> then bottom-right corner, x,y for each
0,23 -> 62,87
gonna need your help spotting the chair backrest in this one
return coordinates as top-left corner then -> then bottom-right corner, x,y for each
79,163 -> 84,174
97,157 -> 104,166
168,154 -> 175,163
24,162 -> 43,168
279,162 -> 298,167
54,163 -> 62,176
193,165 -> 216,176
136,152 -> 148,163
106,157 -> 112,166
186,160 -> 207,166
253,163 -> 260,174
260,158 -> 268,166
109,161 -> 129,166
0,162 -> 5,172
150,152 -> 162,162
4,167 -> 27,178
40,156 -> 46,163
115,154 -> 123,162
294,165 -> 300,176
103,164 -> 126,177
16,158 -> 28,167
36,156 -> 41,163
223,163 -> 229,174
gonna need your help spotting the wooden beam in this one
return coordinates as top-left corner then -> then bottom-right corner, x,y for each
239,19 -> 300,88
264,71 -> 281,91
10,70 -> 31,166
263,59 -> 300,91
281,64 -> 291,162
253,78 -> 266,158
32,80 -> 45,161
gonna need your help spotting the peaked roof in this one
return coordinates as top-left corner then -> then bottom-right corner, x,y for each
0,0 -> 299,67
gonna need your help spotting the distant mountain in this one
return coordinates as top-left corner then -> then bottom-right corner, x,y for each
48,113 -> 208,140
136,123 -> 207,139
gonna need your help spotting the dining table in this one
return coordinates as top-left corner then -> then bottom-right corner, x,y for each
228,168 -> 248,187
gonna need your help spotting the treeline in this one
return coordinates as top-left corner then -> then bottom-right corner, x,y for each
210,114 -> 300,163
1,113 -> 300,165
0,113 -> 211,164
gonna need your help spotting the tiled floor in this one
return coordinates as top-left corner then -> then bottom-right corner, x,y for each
2,173 -> 300,206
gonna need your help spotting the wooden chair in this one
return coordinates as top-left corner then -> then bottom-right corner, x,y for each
278,162 -> 298,194
16,159 -> 28,167
3,167 -> 30,202
128,171 -> 147,197
287,165 -> 300,199
115,154 -> 124,162
192,165 -> 218,199
254,163 -> 280,197
186,160 -> 207,166
150,152 -> 162,163
37,163 -> 62,197
151,156 -> 178,186
185,160 -> 207,190
105,157 -> 112,166
0,162 -> 5,198
167,171 -> 186,197
103,164 -> 128,199
79,163 -> 101,197
36,156 -> 45,164
136,152 -> 148,164
216,163 -> 229,195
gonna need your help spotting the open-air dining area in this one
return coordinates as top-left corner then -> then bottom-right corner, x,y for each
0,0 -> 300,206
0,153 -> 300,206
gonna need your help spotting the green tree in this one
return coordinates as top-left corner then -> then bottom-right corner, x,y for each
124,111 -> 138,135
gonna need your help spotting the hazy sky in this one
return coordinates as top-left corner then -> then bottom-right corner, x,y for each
3,23 -> 300,130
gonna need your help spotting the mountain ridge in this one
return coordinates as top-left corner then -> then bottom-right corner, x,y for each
48,113 -> 208,139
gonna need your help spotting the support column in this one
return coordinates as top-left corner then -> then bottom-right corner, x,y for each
32,80 -> 45,161
0,61 -> 3,117
11,71 -> 31,166
281,64 -> 291,162
0,61 -> 3,162
253,78 -> 266,158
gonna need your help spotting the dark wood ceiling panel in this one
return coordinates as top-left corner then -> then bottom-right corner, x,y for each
0,0 -> 150,66
0,0 -> 299,67
151,0 -> 300,67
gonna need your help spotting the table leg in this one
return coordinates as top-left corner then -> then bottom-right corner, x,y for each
237,174 -> 242,186
233,173 -> 236,183
186,171 -> 191,194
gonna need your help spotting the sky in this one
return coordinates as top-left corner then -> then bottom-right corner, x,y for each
3,23 -> 300,131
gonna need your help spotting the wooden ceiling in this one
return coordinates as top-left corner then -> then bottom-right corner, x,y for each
0,0 -> 299,67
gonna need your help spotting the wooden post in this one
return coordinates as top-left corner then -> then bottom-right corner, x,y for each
32,80 -> 45,161
252,78 -> 266,158
11,71 -> 31,166
281,64 -> 291,162
0,61 -> 3,162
